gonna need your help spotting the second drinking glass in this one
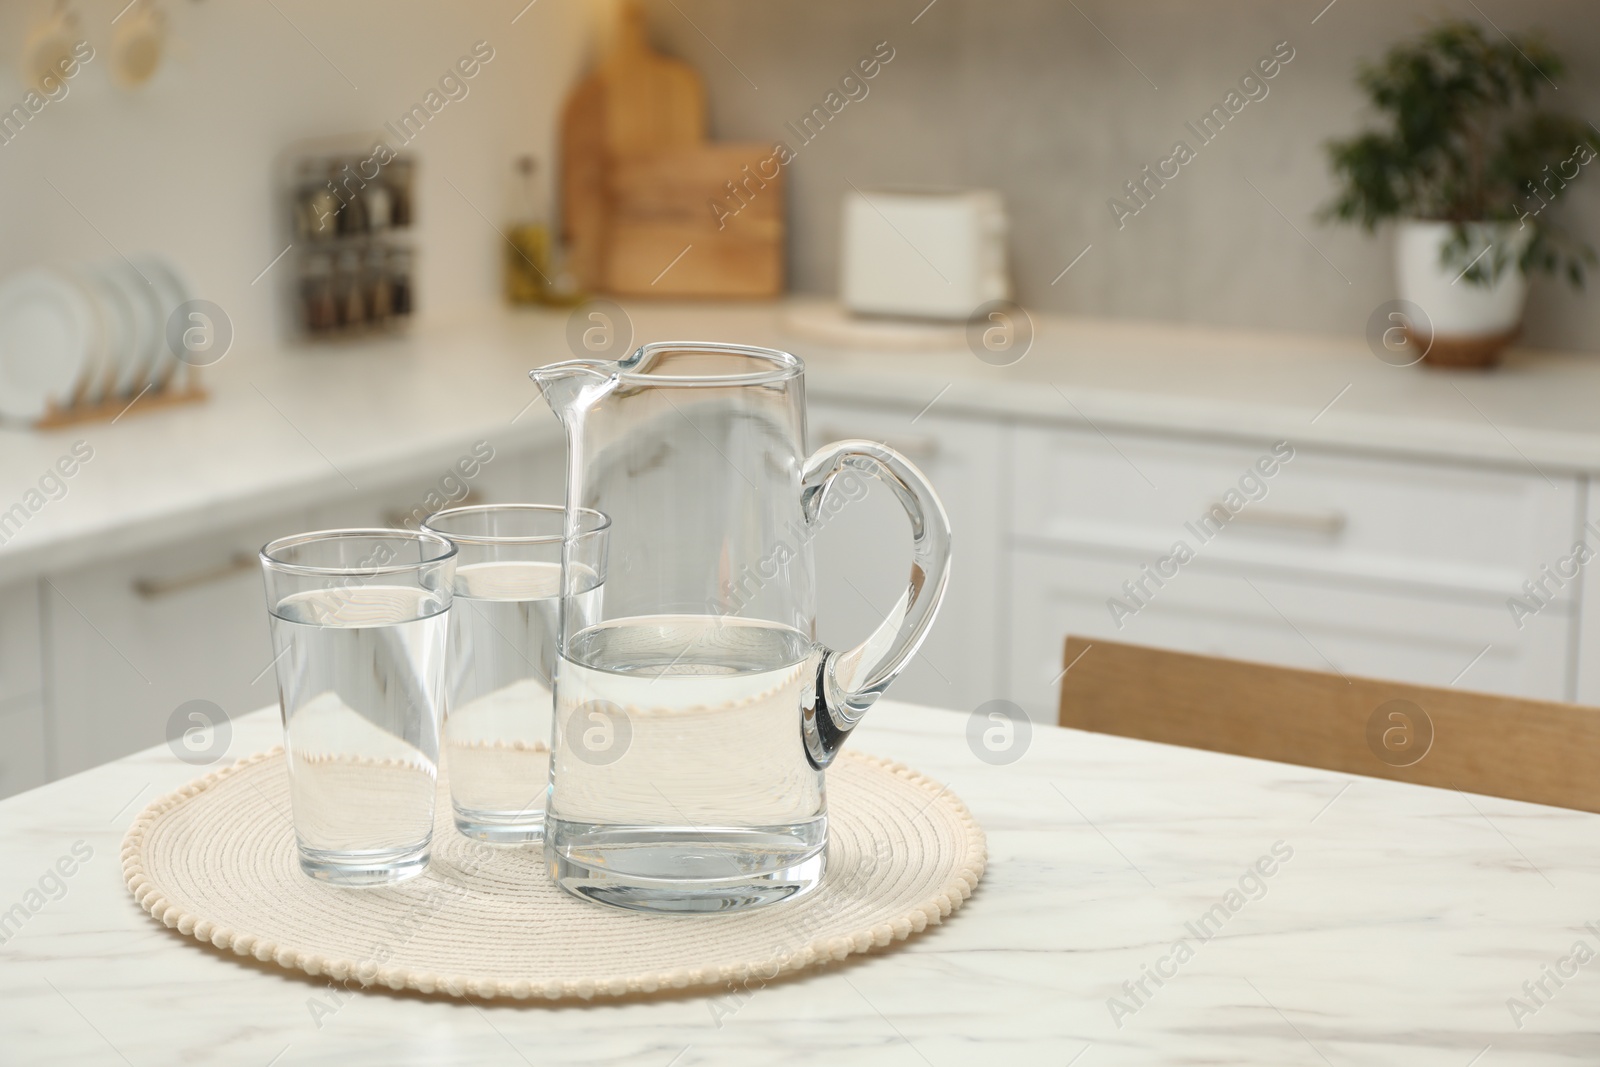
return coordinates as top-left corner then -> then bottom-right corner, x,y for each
422,504 -> 609,843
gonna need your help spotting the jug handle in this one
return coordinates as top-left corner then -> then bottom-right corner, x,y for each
799,439 -> 952,769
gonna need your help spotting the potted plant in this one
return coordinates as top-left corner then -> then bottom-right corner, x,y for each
1323,20 -> 1599,368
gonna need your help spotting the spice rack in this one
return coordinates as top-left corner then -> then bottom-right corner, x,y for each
279,134 -> 417,342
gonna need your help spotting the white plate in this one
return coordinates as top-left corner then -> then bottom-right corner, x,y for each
136,256 -> 191,392
104,258 -> 162,396
0,268 -> 95,423
77,265 -> 134,406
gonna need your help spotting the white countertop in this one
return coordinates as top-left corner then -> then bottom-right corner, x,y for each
3,301 -> 1598,584
2,699 -> 1596,1064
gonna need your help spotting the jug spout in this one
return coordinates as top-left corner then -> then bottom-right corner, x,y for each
529,359 -> 617,423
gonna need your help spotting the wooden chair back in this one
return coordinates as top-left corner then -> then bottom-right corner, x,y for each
1057,636 -> 1600,813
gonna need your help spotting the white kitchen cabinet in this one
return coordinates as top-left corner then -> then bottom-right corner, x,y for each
0,580 -> 41,707
0,581 -> 46,797
1007,545 -> 1574,723
806,402 -> 1005,712
1013,424 -> 1582,603
0,694 -> 48,797
42,515 -> 299,777
1573,478 -> 1600,704
1006,424 -> 1583,720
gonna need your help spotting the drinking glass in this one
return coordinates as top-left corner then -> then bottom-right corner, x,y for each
260,529 -> 456,886
421,504 -> 609,844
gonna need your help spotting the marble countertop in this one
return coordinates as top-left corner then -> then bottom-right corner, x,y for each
1,699 -> 1596,1064
3,301 -> 1598,585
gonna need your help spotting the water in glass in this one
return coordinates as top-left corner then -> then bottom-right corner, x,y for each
270,583 -> 448,884
445,559 -> 600,841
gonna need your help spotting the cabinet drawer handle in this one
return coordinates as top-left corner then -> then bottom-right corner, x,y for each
133,553 -> 258,599
1227,507 -> 1348,536
383,489 -> 483,530
815,428 -> 940,462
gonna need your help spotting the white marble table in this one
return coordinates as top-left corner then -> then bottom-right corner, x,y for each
1,699 -> 1596,1065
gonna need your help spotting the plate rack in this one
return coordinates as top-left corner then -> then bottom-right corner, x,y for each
34,381 -> 207,429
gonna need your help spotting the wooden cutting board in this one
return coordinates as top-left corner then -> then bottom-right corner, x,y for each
596,4 -> 704,157
559,1 -> 783,299
558,72 -> 609,290
606,143 -> 783,296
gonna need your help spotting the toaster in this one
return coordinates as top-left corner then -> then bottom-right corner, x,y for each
839,187 -> 1010,320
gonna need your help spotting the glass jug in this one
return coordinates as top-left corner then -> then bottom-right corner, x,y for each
531,342 -> 951,913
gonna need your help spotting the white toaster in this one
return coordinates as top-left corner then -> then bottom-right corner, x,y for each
839,187 -> 1010,321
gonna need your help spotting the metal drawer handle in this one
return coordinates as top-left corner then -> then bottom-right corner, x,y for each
814,428 -> 940,462
133,552 -> 258,599
1227,507 -> 1348,536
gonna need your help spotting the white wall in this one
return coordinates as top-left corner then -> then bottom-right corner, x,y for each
0,0 -> 591,353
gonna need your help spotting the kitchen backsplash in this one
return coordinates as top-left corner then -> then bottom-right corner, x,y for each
642,0 -> 1600,352
3,0 -> 1594,353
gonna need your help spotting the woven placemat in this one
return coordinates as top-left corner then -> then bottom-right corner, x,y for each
122,747 -> 985,1001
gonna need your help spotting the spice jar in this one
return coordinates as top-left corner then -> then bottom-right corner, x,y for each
301,253 -> 336,335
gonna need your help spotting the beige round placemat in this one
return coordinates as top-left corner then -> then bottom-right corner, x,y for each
122,747 -> 985,1001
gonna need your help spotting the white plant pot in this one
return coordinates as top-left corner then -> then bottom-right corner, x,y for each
1394,220 -> 1530,367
